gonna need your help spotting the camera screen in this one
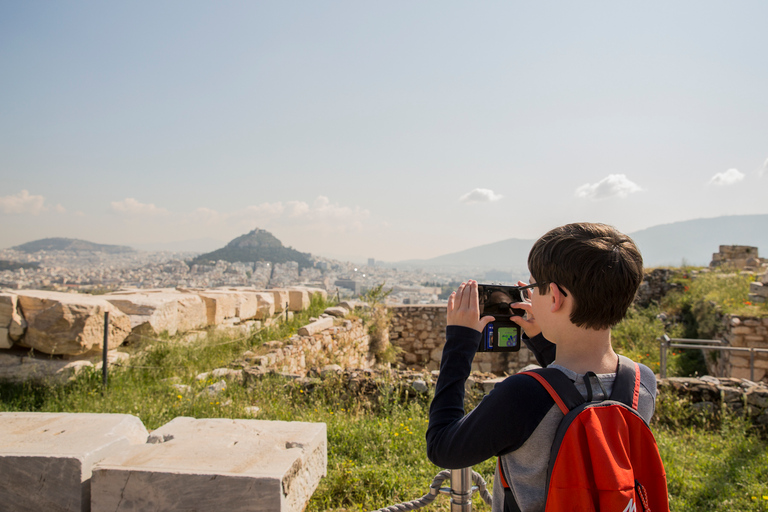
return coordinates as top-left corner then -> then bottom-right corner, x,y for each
478,285 -> 523,317
497,327 -> 518,348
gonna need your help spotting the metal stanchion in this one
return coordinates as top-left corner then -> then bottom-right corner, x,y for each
450,467 -> 473,511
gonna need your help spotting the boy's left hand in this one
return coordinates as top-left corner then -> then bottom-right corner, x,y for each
447,280 -> 494,333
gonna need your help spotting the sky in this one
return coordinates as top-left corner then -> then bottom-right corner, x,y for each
1,1 -> 767,263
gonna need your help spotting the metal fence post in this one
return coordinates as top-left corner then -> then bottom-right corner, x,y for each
659,334 -> 669,379
750,348 -> 755,382
450,467 -> 473,512
102,311 -> 109,388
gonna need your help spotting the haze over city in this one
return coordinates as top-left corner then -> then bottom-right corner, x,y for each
2,2 -> 767,262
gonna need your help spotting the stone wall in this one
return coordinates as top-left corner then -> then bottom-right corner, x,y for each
246,318 -> 374,375
714,315 -> 768,382
388,305 -> 538,374
659,376 -> 768,427
710,245 -> 764,271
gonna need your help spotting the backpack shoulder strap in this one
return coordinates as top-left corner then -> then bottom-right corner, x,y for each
610,355 -> 641,410
519,368 -> 585,414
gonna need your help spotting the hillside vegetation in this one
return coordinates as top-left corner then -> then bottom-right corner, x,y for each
190,228 -> 313,268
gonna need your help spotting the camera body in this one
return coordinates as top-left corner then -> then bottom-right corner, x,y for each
476,284 -> 526,353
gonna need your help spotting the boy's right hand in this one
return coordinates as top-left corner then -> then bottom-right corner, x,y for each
511,280 -> 542,338
447,280 -> 494,333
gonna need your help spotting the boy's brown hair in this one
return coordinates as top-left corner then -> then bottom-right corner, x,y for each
528,222 -> 644,330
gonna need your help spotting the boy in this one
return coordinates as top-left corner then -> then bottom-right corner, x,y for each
426,222 -> 657,512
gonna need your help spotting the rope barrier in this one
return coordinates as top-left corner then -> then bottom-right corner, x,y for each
371,469 -> 493,512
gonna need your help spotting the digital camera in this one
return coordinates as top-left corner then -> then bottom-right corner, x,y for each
476,284 -> 526,353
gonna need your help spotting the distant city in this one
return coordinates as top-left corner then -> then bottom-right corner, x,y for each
0,246 -> 525,306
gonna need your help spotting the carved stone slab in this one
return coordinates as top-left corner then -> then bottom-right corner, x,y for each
91,417 -> 327,512
0,412 -> 149,512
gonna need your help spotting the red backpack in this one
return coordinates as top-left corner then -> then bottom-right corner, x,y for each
499,356 -> 670,512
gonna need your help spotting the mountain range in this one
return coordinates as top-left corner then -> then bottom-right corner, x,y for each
391,214 -> 768,270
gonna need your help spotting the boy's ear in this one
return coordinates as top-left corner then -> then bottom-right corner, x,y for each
549,282 -> 566,312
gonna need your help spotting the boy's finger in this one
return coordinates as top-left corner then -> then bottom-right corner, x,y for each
468,280 -> 479,311
511,301 -> 531,313
458,281 -> 471,310
447,291 -> 455,313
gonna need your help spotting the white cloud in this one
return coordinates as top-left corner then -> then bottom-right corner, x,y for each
110,198 -> 169,216
190,196 -> 369,234
708,168 -> 745,186
0,190 -> 47,214
459,188 -> 503,204
575,174 -> 643,200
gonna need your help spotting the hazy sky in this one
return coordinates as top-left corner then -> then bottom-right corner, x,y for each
2,1 -> 767,262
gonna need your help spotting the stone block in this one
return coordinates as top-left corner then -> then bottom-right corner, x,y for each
252,292 -> 276,319
91,417 -> 326,512
270,290 -> 290,313
287,290 -> 310,312
0,326 -> 12,349
16,290 -> 132,356
0,412 -> 148,512
297,317 -> 333,336
324,306 -> 349,318
196,291 -> 238,325
104,290 -> 207,339
750,282 -> 768,297
290,286 -> 327,301
0,292 -> 27,341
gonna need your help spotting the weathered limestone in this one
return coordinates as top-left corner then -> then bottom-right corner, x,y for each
287,289 -> 310,312
251,292 -> 276,320
91,417 -> 327,512
290,286 -> 328,301
297,316 -> 334,336
15,291 -> 131,356
270,289 -> 289,313
0,292 -> 27,349
323,306 -> 349,318
103,290 -> 207,339
0,412 -> 148,512
196,290 -> 238,325
0,348 -> 129,383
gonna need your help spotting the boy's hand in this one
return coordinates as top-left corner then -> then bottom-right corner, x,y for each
511,280 -> 542,338
447,280 -> 494,332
